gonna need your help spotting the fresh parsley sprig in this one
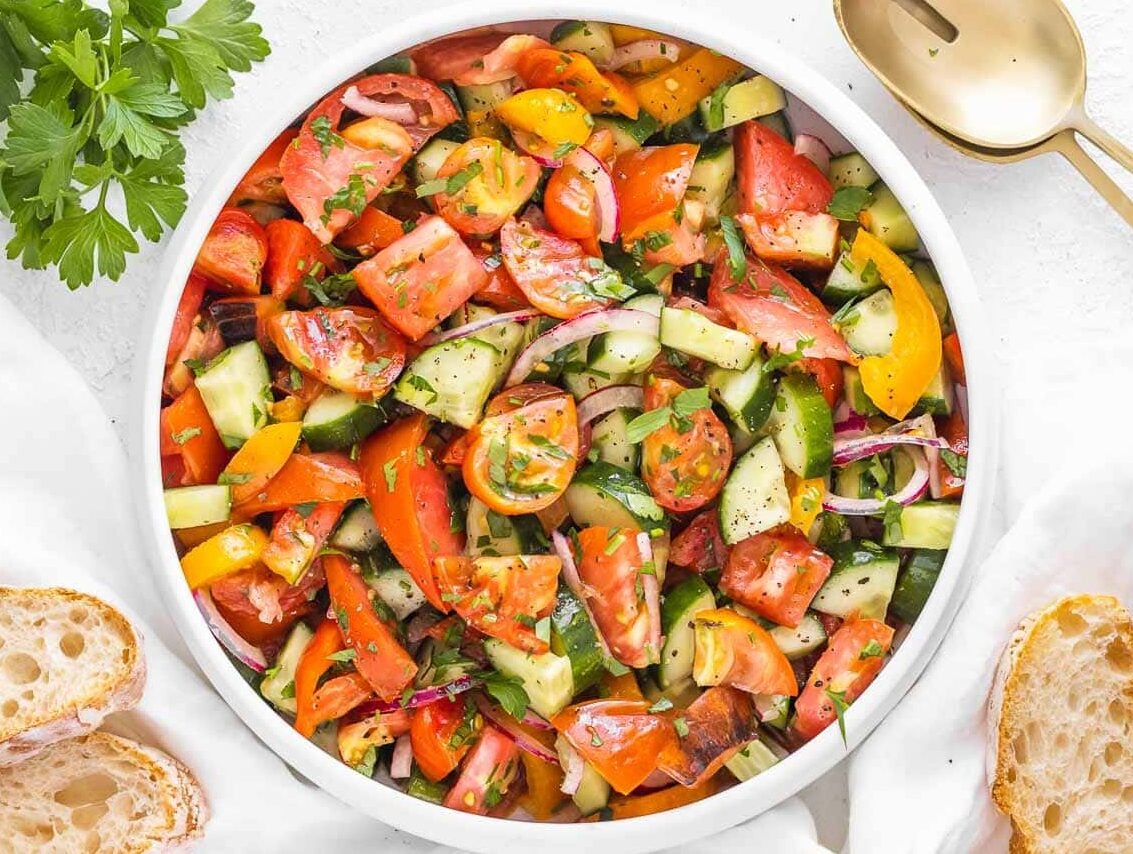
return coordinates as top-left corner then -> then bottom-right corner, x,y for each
0,0 -> 270,289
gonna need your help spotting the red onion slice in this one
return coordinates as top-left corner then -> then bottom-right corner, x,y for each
474,695 -> 559,764
193,588 -> 267,673
353,676 -> 477,716
506,309 -> 660,387
559,738 -> 585,796
576,385 -> 645,427
794,134 -> 832,174
522,709 -> 555,732
956,384 -> 969,426
564,146 -> 620,242
823,446 -> 930,515
511,128 -> 564,168
552,530 -> 616,664
607,40 -> 681,70
341,85 -> 418,124
834,411 -> 869,437
390,733 -> 413,779
420,309 -> 540,346
637,532 -> 664,665
832,415 -> 949,466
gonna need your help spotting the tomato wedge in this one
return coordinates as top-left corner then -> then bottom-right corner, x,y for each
708,250 -> 854,362
352,215 -> 490,341
736,210 -> 840,271
544,161 -> 601,256
210,562 -> 324,646
261,501 -> 346,584
657,686 -> 759,787
410,695 -> 481,782
734,120 -> 833,216
463,387 -> 579,515
324,554 -> 417,701
499,219 -> 617,319
359,414 -> 464,610
234,451 -> 364,516
228,128 -> 297,206
669,509 -> 730,575
412,32 -> 550,86
165,272 -> 207,366
294,619 -> 349,737
693,608 -> 798,697
471,245 -> 530,311
612,145 -> 697,242
552,700 -> 677,795
263,218 -> 340,302
719,526 -> 833,628
336,205 -> 407,256
433,138 -> 540,236
443,726 -> 521,815
936,409 -> 968,499
516,48 -> 639,119
432,555 -> 561,653
267,307 -> 406,397
574,526 -> 656,668
160,386 -> 230,486
193,207 -> 268,296
640,375 -> 731,513
793,619 -> 894,741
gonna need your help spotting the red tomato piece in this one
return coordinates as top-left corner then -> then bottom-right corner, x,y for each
499,219 -> 615,319
793,619 -> 894,741
433,138 -> 540,237
552,700 -> 677,795
234,452 -> 364,516
669,510 -> 730,575
736,211 -> 840,271
262,218 -> 340,302
410,694 -> 481,782
159,386 -> 230,485
708,250 -> 854,362
942,332 -> 966,385
163,316 -> 224,399
516,48 -> 639,119
352,215 -> 490,341
359,414 -> 465,611
165,272 -> 208,366
720,526 -> 833,628
267,306 -> 406,397
694,608 -> 799,697
657,686 -> 759,787
412,33 -> 550,86
544,161 -> 601,255
324,554 -> 417,701
210,562 -> 325,646
574,526 -> 655,668
640,375 -> 732,513
470,245 -> 530,311
734,120 -> 833,215
335,206 -> 407,256
936,409 -> 968,499
228,128 -> 297,206
796,357 -> 844,408
443,726 -> 521,814
261,501 -> 346,584
193,207 -> 268,296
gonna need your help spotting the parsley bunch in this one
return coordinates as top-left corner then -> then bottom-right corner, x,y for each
0,0 -> 269,289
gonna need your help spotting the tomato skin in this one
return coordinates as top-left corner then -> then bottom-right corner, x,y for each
936,409 -> 968,499
737,211 -> 839,271
353,215 -> 490,341
410,695 -> 481,782
233,452 -> 364,516
194,208 -> 268,296
793,619 -> 894,741
640,375 -> 732,513
708,250 -> 854,363
612,145 -> 697,241
552,700 -> 677,795
166,272 -> 208,366
695,608 -> 799,697
229,128 -> 297,206
796,357 -> 844,409
516,48 -> 639,119
463,389 -> 579,515
470,245 -> 530,311
262,219 -> 340,302
160,386 -> 230,485
574,526 -> 655,668
412,32 -> 550,86
443,726 -> 521,815
336,206 -> 406,256
720,526 -> 833,628
544,162 -> 601,253
669,510 -> 730,575
657,686 -> 759,787
942,332 -> 966,385
734,120 -> 833,215
324,554 -> 417,701
293,619 -> 350,737
499,219 -> 614,319
210,562 -> 324,646
267,307 -> 406,397
432,555 -> 561,653
359,414 -> 464,611
434,138 -> 540,237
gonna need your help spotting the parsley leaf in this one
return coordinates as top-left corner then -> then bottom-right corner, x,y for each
671,386 -> 710,417
625,407 -> 672,444
827,186 -> 873,222
940,448 -> 967,479
826,687 -> 850,746
719,214 -> 747,280
482,672 -> 529,720
415,161 -> 483,198
882,499 -> 903,542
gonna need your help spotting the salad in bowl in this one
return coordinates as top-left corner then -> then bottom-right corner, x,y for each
158,18 -> 970,824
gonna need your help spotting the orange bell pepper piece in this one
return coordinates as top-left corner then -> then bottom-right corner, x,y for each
221,421 -> 302,504
180,523 -> 269,589
516,49 -> 639,119
632,48 -> 743,125
495,88 -> 593,147
270,396 -> 306,423
603,776 -> 722,819
942,332 -> 966,386
518,750 -> 567,820
233,451 -> 364,516
294,619 -> 348,737
160,386 -> 230,486
337,206 -> 407,256
786,473 -> 825,535
600,670 -> 646,702
850,230 -> 942,419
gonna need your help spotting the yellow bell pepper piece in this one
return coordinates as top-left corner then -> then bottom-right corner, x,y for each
270,396 -> 306,423
181,523 -> 269,589
850,230 -> 942,419
609,24 -> 669,46
607,25 -> 684,74
632,48 -> 744,125
221,421 -> 302,504
495,88 -> 593,146
786,473 -> 825,535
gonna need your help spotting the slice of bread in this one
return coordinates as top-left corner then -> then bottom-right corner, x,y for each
0,587 -> 146,766
989,594 -> 1133,853
0,731 -> 208,853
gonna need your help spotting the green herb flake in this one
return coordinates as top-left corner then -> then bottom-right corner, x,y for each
719,215 -> 747,280
625,407 -> 673,444
171,427 -> 201,445
326,648 -> 357,663
940,449 -> 967,479
648,697 -> 674,713
827,186 -> 874,222
382,460 -> 398,492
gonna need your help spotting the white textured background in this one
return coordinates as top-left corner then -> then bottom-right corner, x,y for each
1,0 -> 1130,847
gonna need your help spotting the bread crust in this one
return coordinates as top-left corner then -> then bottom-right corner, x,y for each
0,587 -> 147,766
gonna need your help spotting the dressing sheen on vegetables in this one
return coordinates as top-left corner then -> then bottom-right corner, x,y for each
159,19 -> 968,822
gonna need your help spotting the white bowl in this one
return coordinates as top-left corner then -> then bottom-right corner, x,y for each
133,3 -> 999,851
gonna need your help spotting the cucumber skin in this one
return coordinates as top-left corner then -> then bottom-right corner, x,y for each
550,586 -> 604,694
890,549 -> 946,623
566,461 -> 669,533
658,576 -> 716,689
769,373 -> 834,479
302,398 -> 389,452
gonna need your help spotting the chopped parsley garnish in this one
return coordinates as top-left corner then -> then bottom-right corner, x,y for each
482,672 -> 529,720
382,460 -> 398,492
625,386 -> 712,443
719,214 -> 747,280
882,499 -> 903,542
826,687 -> 850,746
321,174 -> 369,224
827,186 -> 874,221
762,338 -> 815,374
674,716 -> 689,738
415,161 -> 484,198
859,639 -> 885,660
310,115 -> 345,159
405,374 -> 439,405
326,648 -> 357,663
171,427 -> 201,445
940,448 -> 967,479
217,472 -> 253,485
648,697 -> 674,713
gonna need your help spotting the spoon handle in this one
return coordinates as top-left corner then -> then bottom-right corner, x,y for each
1069,110 -> 1133,174
1046,132 -> 1133,228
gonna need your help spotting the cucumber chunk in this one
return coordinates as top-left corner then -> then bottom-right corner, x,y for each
164,484 -> 231,530
758,111 -> 792,140
828,152 -> 880,190
592,113 -> 660,155
882,501 -> 959,550
484,637 -> 574,719
660,307 -> 758,370
890,549 -> 947,623
836,287 -> 897,357
812,540 -> 900,620
260,622 -> 314,715
556,734 -> 610,815
719,437 -> 791,544
451,303 -> 527,386
406,770 -> 447,804
412,138 -> 461,184
550,585 -> 604,694
549,20 -> 615,65
910,259 -> 951,330
368,568 -> 426,621
706,353 -> 775,434
823,250 -> 884,306
302,391 -> 388,451
589,408 -> 641,471
725,736 -> 784,782
394,337 -> 500,428
768,612 -> 827,660
659,577 -> 717,689
860,183 -> 920,253
194,341 -> 272,449
455,80 -> 513,113
687,143 -> 734,225
330,502 -> 382,552
589,295 -> 661,374
465,496 -> 543,557
912,361 -> 954,416
767,373 -> 834,479
842,365 -> 880,416
699,76 -> 786,132
565,462 -> 669,534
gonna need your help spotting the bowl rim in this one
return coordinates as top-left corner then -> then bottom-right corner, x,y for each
132,2 -> 1000,851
